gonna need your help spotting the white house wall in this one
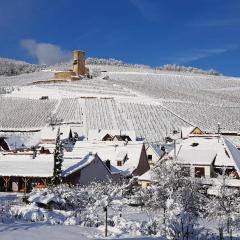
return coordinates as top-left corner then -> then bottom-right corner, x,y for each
146,147 -> 160,165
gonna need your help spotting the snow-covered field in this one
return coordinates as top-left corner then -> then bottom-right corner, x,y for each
0,96 -> 57,130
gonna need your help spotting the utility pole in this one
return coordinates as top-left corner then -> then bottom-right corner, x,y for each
174,138 -> 177,161
104,206 -> 108,237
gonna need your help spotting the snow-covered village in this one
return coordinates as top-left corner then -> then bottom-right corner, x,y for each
1,1 -> 240,239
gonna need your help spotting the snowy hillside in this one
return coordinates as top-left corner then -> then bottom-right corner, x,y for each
0,60 -> 240,142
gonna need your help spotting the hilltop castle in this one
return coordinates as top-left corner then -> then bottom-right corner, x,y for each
54,50 -> 89,80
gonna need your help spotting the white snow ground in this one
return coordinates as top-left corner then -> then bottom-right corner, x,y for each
0,223 -> 161,240
0,223 -> 102,240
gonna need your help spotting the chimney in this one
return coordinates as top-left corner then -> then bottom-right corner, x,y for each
73,50 -> 85,76
105,159 -> 111,171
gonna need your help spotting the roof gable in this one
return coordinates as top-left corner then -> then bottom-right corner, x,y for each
181,126 -> 204,138
191,127 -> 204,135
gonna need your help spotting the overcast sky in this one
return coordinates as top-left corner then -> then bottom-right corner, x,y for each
1,0 -> 240,76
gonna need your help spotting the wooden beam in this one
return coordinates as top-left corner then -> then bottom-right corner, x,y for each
22,177 -> 30,194
41,178 -> 48,188
3,176 -> 10,192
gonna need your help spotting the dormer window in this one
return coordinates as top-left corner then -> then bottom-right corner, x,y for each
117,161 -> 123,166
147,155 -> 152,161
116,151 -> 128,166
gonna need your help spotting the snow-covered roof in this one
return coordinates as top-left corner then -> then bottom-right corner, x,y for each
62,154 -> 101,177
224,135 -> 240,148
116,151 -> 127,161
40,126 -> 71,141
87,129 -> 136,141
147,144 -> 163,158
65,140 -> 144,176
138,170 -> 154,182
0,154 -> 53,177
224,138 -> 240,174
0,132 -> 40,150
177,149 -> 216,165
169,137 -> 240,174
0,152 -> 96,177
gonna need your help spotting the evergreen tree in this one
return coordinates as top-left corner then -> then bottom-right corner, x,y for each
51,128 -> 64,185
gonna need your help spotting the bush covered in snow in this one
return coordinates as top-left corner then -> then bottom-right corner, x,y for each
28,180 -> 126,210
10,181 -> 129,228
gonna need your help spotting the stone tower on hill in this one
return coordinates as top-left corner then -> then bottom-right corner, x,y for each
73,50 -> 85,76
54,49 -> 88,81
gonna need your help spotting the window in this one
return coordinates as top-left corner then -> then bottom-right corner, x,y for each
117,161 -> 123,166
147,155 -> 152,160
195,167 -> 205,178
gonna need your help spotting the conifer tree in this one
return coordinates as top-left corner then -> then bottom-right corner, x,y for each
51,127 -> 64,185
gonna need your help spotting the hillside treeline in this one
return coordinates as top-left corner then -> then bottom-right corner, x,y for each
0,58 -> 42,76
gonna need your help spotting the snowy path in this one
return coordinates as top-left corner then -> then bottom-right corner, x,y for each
0,222 -> 160,240
0,223 -> 101,240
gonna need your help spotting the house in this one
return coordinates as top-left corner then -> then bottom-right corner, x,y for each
145,144 -> 163,165
138,170 -> 155,188
63,153 -> 116,185
88,129 -> 136,142
168,136 -> 240,180
67,140 -> 150,177
0,151 -> 115,192
40,126 -> 73,144
180,126 -> 204,139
